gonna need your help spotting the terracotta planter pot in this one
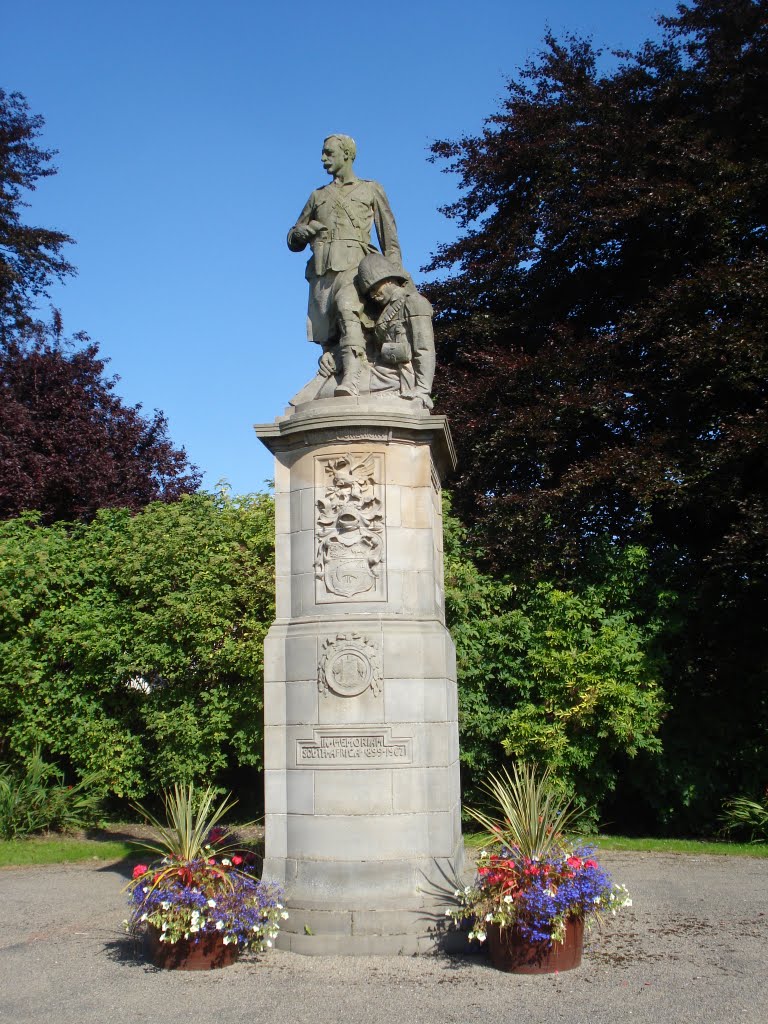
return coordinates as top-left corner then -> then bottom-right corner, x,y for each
485,917 -> 584,974
146,926 -> 239,971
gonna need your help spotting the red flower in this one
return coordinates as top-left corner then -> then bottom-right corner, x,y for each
232,855 -> 243,866
566,856 -> 582,870
132,864 -> 148,879
177,865 -> 194,886
584,859 -> 598,869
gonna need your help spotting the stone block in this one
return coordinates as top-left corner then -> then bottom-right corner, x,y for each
317,683 -> 385,724
263,637 -> 286,684
285,680 -> 318,725
384,678 -> 449,724
285,633 -> 318,681
382,626 -> 449,680
274,491 -> 291,535
286,770 -> 315,814
274,575 -> 292,619
290,529 -> 315,577
264,812 -> 287,859
263,681 -> 287,725
387,527 -> 433,572
300,486 -> 316,532
263,725 -> 287,771
400,486 -> 433,529
391,766 -> 454,813
282,906 -> 353,937
290,857 -> 419,901
427,810 -> 460,857
314,769 -> 393,815
413,721 -> 458,768
286,812 -> 429,860
264,769 -> 287,814
351,908 -> 433,936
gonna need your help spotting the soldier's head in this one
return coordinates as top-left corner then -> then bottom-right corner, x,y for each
357,253 -> 407,307
322,134 -> 356,176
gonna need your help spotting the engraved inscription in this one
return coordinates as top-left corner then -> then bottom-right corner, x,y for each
296,728 -> 412,767
315,452 -> 386,602
318,633 -> 382,698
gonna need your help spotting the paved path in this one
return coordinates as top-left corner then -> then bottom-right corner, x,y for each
0,851 -> 765,1024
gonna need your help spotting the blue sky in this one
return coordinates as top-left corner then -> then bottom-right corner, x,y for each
2,0 -> 675,495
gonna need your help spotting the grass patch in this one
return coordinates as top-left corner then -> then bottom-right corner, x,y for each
593,835 -> 768,857
463,832 -> 767,858
0,836 -> 137,867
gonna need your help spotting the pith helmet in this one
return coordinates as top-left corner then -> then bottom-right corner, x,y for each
357,253 -> 407,295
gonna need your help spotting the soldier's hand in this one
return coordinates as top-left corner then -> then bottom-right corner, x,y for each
318,351 -> 337,377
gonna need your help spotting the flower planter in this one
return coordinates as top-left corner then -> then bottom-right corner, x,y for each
486,917 -> 584,974
146,925 -> 239,971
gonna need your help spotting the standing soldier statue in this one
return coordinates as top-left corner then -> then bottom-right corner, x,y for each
287,134 -> 404,397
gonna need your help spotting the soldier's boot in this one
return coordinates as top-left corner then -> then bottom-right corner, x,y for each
335,320 -> 366,397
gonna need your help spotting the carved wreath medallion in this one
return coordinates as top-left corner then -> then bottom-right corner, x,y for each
318,633 -> 382,698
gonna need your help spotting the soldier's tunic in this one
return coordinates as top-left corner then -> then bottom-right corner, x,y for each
287,178 -> 402,346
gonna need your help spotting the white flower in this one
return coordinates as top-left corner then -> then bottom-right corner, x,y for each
140,913 -> 148,922
221,858 -> 231,866
485,913 -> 493,922
207,899 -> 216,908
476,930 -> 487,942
223,935 -> 231,945
190,925 -> 199,933
464,886 -> 471,894
280,911 -> 289,920
480,850 -> 488,858
453,889 -> 461,898
276,903 -> 283,910
444,909 -> 452,917
266,940 -> 272,947
161,922 -> 168,932
215,920 -> 224,930
503,895 -> 513,904
142,886 -> 149,893
161,901 -> 170,910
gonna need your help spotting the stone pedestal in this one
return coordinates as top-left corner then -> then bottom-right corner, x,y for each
254,395 -> 463,955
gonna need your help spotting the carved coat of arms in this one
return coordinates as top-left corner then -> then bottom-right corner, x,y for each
315,453 -> 385,599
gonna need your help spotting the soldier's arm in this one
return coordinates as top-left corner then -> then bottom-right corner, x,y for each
287,194 -> 317,251
371,183 -> 402,266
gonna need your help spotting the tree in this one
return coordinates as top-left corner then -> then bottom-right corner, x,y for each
0,334 -> 200,522
0,89 -> 75,338
425,0 -> 768,831
0,89 -> 199,520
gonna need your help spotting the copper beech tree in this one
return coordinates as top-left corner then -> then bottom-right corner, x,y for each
425,0 -> 768,830
0,89 -> 199,521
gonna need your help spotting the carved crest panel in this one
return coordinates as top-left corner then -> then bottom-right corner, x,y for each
318,633 -> 382,698
314,452 -> 386,602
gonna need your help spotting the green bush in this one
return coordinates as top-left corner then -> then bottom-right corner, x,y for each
0,747 -> 103,839
0,489 -> 274,800
443,498 -> 667,824
720,792 -> 768,844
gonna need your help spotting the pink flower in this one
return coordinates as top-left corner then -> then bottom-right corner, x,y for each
584,859 -> 598,869
231,855 -> 243,866
132,864 -> 148,879
566,856 -> 582,870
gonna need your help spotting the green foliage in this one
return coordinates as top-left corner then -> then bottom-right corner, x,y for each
0,489 -> 274,800
130,783 -> 249,862
0,746 -> 102,839
444,496 -> 667,821
719,793 -> 768,844
467,762 -> 586,860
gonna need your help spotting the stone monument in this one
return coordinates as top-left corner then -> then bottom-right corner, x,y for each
254,134 -> 463,954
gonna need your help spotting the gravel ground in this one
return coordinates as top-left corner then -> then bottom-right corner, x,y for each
0,849 -> 765,1024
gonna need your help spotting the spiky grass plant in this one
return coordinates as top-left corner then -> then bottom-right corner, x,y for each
130,783 -> 250,863
467,762 -> 587,860
720,793 -> 768,844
